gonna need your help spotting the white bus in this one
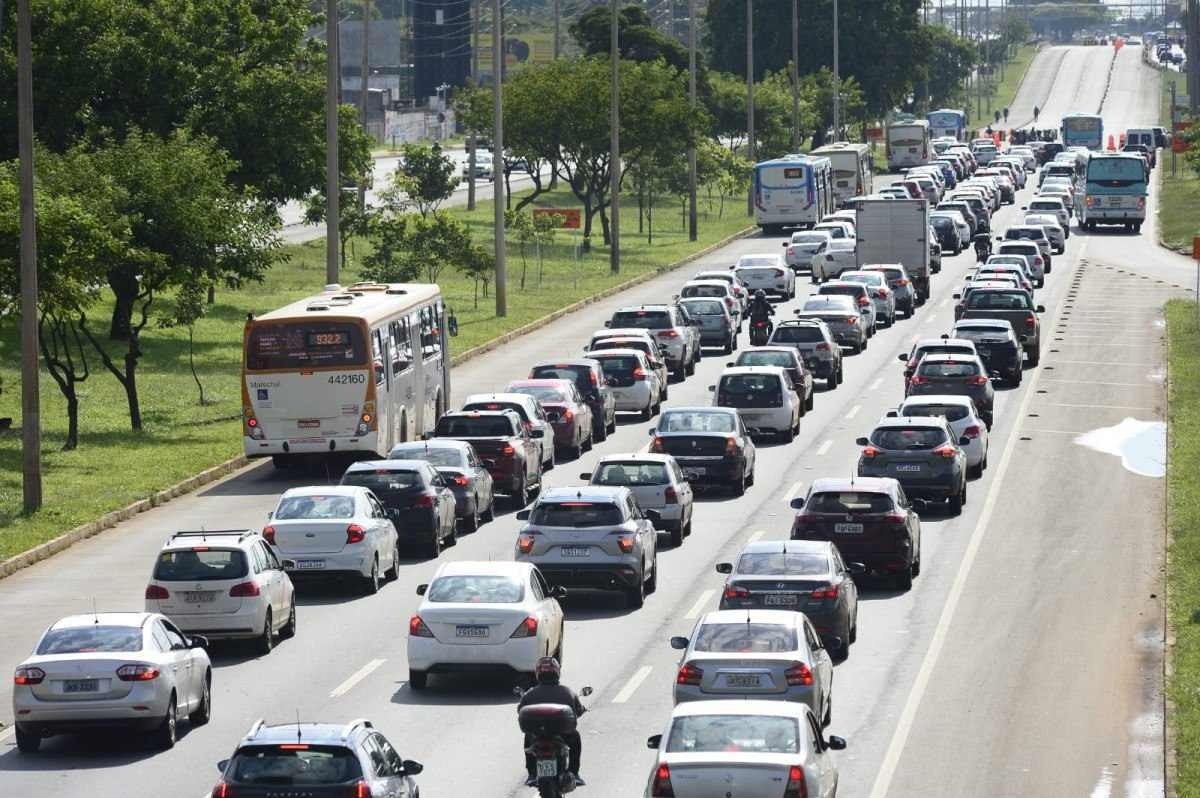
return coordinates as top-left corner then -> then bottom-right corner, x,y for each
810,142 -> 874,207
242,282 -> 454,467
886,120 -> 932,171
752,155 -> 835,234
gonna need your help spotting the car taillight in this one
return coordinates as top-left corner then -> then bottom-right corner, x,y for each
116,664 -> 160,682
933,444 -> 958,459
210,782 -> 232,798
1024,313 -> 1036,328
262,525 -> 276,545
517,532 -> 538,553
451,475 -> 469,487
562,408 -> 575,421
589,370 -> 599,386
723,584 -> 750,600
815,343 -> 831,351
409,615 -> 434,637
963,425 -> 981,439
725,436 -> 740,456
501,444 -> 516,456
785,662 -> 814,686
861,445 -> 881,458
1035,256 -> 1043,266
773,268 -> 785,277
1138,196 -> 1146,209
884,511 -> 908,525
145,584 -> 169,600
651,763 -> 676,797
967,375 -> 988,385
346,524 -> 366,544
664,486 -> 678,505
633,367 -> 647,381
784,764 -> 808,798
230,581 -> 261,597
810,585 -> 839,600
615,535 -> 635,553
649,436 -> 665,453
676,662 -> 703,685
725,297 -> 735,308
348,779 -> 371,798
415,493 -> 436,509
909,375 -> 928,386
857,296 -> 870,306
14,666 -> 45,685
878,288 -> 890,297
510,616 -> 538,638
659,330 -> 679,338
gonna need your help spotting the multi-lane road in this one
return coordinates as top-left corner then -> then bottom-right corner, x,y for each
0,45 -> 1193,797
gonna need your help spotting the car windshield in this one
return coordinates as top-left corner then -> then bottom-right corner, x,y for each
274,495 -> 355,519
693,623 -> 799,653
682,300 -> 725,316
806,491 -> 895,513
388,445 -> 465,467
37,626 -> 143,655
427,575 -> 525,603
666,716 -> 800,754
660,411 -> 735,433
610,310 -> 671,329
529,502 -> 624,527
154,549 -> 249,581
508,385 -> 570,404
791,233 -> 826,244
966,291 -> 1031,310
436,416 -> 515,437
735,552 -> 829,575
901,403 -> 970,422
594,462 -> 670,486
1087,157 -> 1146,186
230,746 -> 364,786
872,427 -> 949,449
771,325 -> 824,343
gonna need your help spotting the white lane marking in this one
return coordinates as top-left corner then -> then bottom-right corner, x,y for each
868,377 -> 884,391
748,530 -> 766,543
844,404 -> 861,420
816,439 -> 834,456
0,726 -> 13,743
612,665 -> 653,704
1090,767 -> 1114,798
1049,360 -> 1155,367
330,658 -> 386,698
867,267 -> 1069,798
1042,378 -> 1148,387
1021,428 -> 1091,435
684,590 -> 717,619
922,314 -> 936,325
784,480 -> 805,503
1046,402 -> 1158,411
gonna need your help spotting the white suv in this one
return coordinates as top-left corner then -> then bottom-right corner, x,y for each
710,366 -> 802,443
145,530 -> 296,655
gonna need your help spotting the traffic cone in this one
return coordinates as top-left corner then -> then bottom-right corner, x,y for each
1107,134 -> 1116,151
993,131 -> 1001,147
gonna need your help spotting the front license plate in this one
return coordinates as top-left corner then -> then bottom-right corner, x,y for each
835,523 -> 863,535
724,673 -> 762,688
560,546 -> 590,558
763,593 -> 800,606
894,464 -> 922,473
63,679 -> 99,693
295,559 -> 326,570
184,591 -> 216,603
536,759 -> 558,778
456,625 -> 489,638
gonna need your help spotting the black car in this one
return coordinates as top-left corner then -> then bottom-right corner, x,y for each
387,440 -> 497,532
930,216 -> 961,255
906,353 -> 995,428
950,319 -> 1023,387
855,418 -> 969,512
529,359 -> 617,443
1036,142 -> 1064,166
648,406 -> 756,496
715,539 -> 861,657
731,346 -> 815,414
340,460 -> 458,556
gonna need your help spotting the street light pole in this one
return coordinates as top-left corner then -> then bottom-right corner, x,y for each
325,0 -> 341,286
493,0 -> 507,315
687,0 -> 698,241
746,0 -> 755,216
358,0 -> 371,212
832,0 -> 841,139
610,0 -> 621,274
468,0 -> 479,211
17,0 -> 41,513
791,0 -> 799,151
554,0 -> 561,59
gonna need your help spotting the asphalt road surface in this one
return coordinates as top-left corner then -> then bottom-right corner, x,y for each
0,45 -> 1188,798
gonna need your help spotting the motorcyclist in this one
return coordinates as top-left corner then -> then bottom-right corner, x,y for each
519,657 -> 585,787
973,232 -> 992,262
747,289 -> 775,342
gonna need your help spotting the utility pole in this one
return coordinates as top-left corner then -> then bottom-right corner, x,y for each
746,0 -> 755,216
554,0 -> 561,59
325,0 -> 341,285
791,0 -> 800,150
493,0 -> 507,315
359,0 -> 371,212
17,0 -> 41,513
610,0 -> 621,274
1189,0 -> 1200,114
467,0 -> 479,211
688,0 -> 698,241
832,0 -> 841,139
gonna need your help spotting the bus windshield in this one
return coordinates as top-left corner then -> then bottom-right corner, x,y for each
246,321 -> 367,371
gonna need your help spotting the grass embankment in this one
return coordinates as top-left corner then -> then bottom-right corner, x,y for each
1167,301 -> 1200,794
967,43 -> 1038,133
0,185 -> 751,562
1157,68 -> 1199,254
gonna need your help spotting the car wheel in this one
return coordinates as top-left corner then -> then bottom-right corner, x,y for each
464,503 -> 481,533
280,599 -> 297,639
968,460 -> 984,479
684,513 -> 693,537
851,341 -> 862,355
822,695 -> 833,728
806,391 -> 815,411
363,558 -> 381,594
582,429 -> 594,452
732,471 -> 746,497
669,522 -> 684,548
444,517 -> 458,548
982,447 -> 990,471
483,495 -> 497,522
849,613 -> 858,644
190,673 -> 212,725
626,572 -> 646,609
685,356 -> 696,376
746,467 -> 755,487
641,401 -> 654,421
256,609 -> 274,655
1026,347 -> 1041,367
409,670 -> 428,690
661,381 -> 670,401
153,696 -> 177,750
554,632 -> 564,665
645,559 -> 658,594
781,423 -> 794,444
912,549 -> 922,577
949,483 -> 965,515
14,725 -> 40,754
895,567 -> 914,591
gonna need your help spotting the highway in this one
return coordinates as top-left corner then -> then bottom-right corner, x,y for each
0,45 -> 1189,797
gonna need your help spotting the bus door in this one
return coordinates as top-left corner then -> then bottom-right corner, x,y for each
389,318 -> 417,443
371,327 -> 392,453
419,305 -> 446,433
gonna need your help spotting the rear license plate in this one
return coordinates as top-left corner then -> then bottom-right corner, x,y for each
835,522 -> 864,534
763,593 -> 800,606
684,467 -> 706,478
561,546 -> 590,558
63,679 -> 99,693
724,673 -> 762,688
184,591 -> 216,603
536,759 -> 558,778
298,419 -> 320,429
894,464 -> 922,473
295,559 -> 325,570
456,625 -> 489,638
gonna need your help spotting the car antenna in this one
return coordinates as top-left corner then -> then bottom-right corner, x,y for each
92,597 -> 99,624
296,709 -> 302,743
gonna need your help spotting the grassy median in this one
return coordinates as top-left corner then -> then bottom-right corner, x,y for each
1157,68 -> 1199,254
1167,300 -> 1200,794
0,185 -> 751,562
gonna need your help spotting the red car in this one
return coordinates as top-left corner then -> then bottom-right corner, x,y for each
505,379 -> 595,459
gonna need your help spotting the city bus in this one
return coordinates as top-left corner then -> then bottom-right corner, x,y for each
1060,113 -> 1104,150
752,155 -> 835,234
810,142 -> 874,207
242,282 -> 454,467
886,119 -> 932,171
1077,152 -> 1147,233
927,109 -> 967,142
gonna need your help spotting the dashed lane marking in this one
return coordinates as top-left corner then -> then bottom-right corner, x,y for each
684,590 -> 717,619
612,666 -> 653,704
845,404 -> 861,420
330,658 -> 386,699
816,439 -> 834,456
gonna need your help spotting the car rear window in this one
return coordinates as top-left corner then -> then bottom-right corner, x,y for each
1005,229 -> 1044,241
955,325 -> 1012,341
593,462 -> 669,486
37,626 -> 143,655
435,416 -> 515,437
591,339 -> 650,356
738,256 -> 782,268
900,403 -> 970,422
914,345 -> 974,361
918,360 -> 980,378
806,491 -> 894,513
693,623 -> 798,653
507,385 -> 570,404
154,549 -> 249,582
682,284 -> 726,298
274,495 -> 355,519
965,291 -> 1031,310
872,427 -> 949,449
660,411 -> 735,433
427,575 -> 524,603
341,469 -> 424,497
388,445 -> 464,467
530,366 -> 590,389
530,502 -> 624,527
591,354 -> 641,373
735,552 -> 828,575
682,300 -> 725,315
718,374 -> 783,405
463,401 -> 530,421
803,297 -> 853,312
819,285 -> 864,298
666,715 -> 799,754
771,325 -> 824,343
610,310 -> 671,329
229,745 -> 363,786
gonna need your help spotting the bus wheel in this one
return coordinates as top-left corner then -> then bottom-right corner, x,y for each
271,455 -> 291,470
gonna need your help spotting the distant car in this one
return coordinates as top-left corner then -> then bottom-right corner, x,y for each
583,348 -> 664,420
583,453 -> 695,546
768,319 -> 844,387
528,359 -> 618,442
388,439 -> 497,531
733,253 -> 796,300
13,612 -> 212,752
839,270 -> 898,327
145,529 -> 295,654
212,718 -> 422,797
716,539 -> 861,657
782,230 -> 834,274
950,318 -> 1024,387
888,394 -> 990,477
1025,196 -> 1071,235
996,240 -> 1047,286
906,352 -> 995,428
644,700 -> 845,798
670,610 -> 835,724
930,214 -> 965,254
267,485 -> 401,593
732,346 -> 815,414
855,417 -> 969,513
811,239 -> 858,283
860,263 -> 917,318
680,279 -> 744,330
607,304 -> 702,378
462,392 -> 556,471
711,365 -> 803,443
817,281 -> 878,335
795,295 -> 868,354
407,560 -> 565,689
1002,225 -> 1054,269
649,406 -> 757,496
430,409 -> 543,506
1023,213 -> 1066,254
898,337 -> 979,390
693,269 -> 748,313
586,334 -> 670,396
505,378 -> 595,459
959,286 -> 1045,366
340,459 -> 458,557
679,296 -> 738,354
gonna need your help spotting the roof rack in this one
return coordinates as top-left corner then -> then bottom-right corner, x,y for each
245,718 -> 266,740
170,529 -> 255,542
340,718 -> 373,740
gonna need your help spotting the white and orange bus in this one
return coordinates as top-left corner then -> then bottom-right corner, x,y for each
242,282 -> 453,467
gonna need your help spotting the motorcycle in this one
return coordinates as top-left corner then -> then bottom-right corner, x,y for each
973,237 -> 992,263
749,318 -> 772,346
517,686 -> 592,797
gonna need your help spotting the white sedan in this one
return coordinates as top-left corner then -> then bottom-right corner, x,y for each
644,699 -> 846,798
12,612 -> 212,752
1024,213 -> 1067,254
733,254 -> 795,300
781,230 -> 834,273
407,560 -> 565,690
810,239 -> 857,284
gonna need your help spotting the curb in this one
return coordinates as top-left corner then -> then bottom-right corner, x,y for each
0,454 -> 250,580
1165,329 -> 1177,798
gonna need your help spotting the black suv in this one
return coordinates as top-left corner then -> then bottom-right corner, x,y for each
768,319 -> 844,387
529,359 -> 617,442
856,418 -> 969,513
951,319 -> 1023,387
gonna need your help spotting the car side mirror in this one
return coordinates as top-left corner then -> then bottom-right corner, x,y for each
530,428 -> 545,439
959,436 -> 972,446
847,562 -> 867,576
282,559 -> 296,570
855,437 -> 869,446
715,562 -> 733,574
515,510 -> 531,521
552,585 -> 568,600
941,334 -> 950,340
669,636 -> 689,650
1020,205 -> 1028,211
401,760 -> 424,776
707,385 -> 715,392
266,510 -> 274,520
645,509 -> 662,525
995,235 -> 1003,241
580,686 -> 593,697
781,242 -> 789,248
896,353 -> 907,362
579,472 -> 592,481
952,293 -> 961,300
827,735 -> 848,751
603,321 -> 611,328
885,409 -> 898,417
217,759 -> 230,774
188,635 -> 209,650
1036,305 -> 1046,313
647,734 -> 662,750
725,362 -> 735,367
416,583 -> 428,596
789,497 -> 806,510
647,427 -> 657,435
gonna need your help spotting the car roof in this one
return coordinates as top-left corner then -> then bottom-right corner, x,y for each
463,392 -> 538,406
917,353 -> 980,363
720,366 -> 789,377
282,485 -> 363,498
915,337 -> 975,348
538,486 -> 630,502
530,359 -> 599,370
669,699 -> 809,719
821,281 -> 868,290
901,394 -> 973,407
954,319 -> 1011,329
738,346 -> 799,358
683,280 -> 732,289
736,539 -> 833,556
54,612 -> 153,629
345,459 -> 432,473
596,452 -> 674,465
1006,225 -> 1045,234
390,439 -> 471,453
699,609 -> 804,626
433,560 -> 534,578
662,405 -> 737,415
809,476 -> 896,493
241,721 -> 374,747
162,529 -> 256,551
587,348 -> 647,359
442,408 -> 520,419
616,304 -> 672,312
506,378 -> 574,390
593,328 -> 654,338
873,416 -> 950,430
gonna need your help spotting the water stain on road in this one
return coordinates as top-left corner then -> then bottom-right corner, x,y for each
1074,418 -> 1166,478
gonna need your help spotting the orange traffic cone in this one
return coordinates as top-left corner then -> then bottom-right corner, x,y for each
993,131 -> 1001,147
1107,134 -> 1116,151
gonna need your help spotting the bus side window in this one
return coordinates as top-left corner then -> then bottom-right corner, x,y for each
421,306 -> 441,359
372,329 -> 386,387
391,320 -> 412,375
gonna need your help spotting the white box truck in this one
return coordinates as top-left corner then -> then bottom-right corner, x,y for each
855,198 -> 931,304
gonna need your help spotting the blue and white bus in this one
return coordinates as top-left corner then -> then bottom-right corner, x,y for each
1078,152 -> 1147,232
928,109 -> 967,141
752,155 -> 835,235
1061,113 -> 1104,150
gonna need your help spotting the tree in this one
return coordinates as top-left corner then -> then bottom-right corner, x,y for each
531,212 -> 563,287
505,209 -> 536,289
158,278 -> 213,407
458,244 -> 495,309
361,211 -> 474,285
801,69 -> 866,146
300,103 -> 375,275
392,142 -> 458,218
569,5 -> 690,73
917,26 -> 977,110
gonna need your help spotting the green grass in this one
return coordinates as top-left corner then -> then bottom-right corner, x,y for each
967,44 -> 1038,133
1167,300 -> 1200,796
1158,66 -> 1199,255
0,184 -> 751,562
